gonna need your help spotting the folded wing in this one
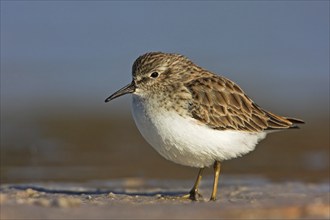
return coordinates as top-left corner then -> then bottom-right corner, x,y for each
186,76 -> 304,132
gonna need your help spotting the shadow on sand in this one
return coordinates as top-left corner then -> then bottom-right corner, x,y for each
6,184 -> 187,198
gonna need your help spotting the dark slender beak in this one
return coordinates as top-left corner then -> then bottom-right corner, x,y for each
105,81 -> 136,103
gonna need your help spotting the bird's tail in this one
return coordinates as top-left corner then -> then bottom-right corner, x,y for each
263,109 -> 305,130
285,117 -> 305,129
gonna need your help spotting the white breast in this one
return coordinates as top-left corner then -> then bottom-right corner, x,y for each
131,95 -> 267,168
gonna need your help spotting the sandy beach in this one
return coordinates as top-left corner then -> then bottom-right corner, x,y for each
1,116 -> 329,219
1,176 -> 329,219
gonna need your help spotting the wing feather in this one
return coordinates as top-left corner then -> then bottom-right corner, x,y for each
186,76 -> 301,132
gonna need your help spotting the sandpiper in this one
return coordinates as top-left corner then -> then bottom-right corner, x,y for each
105,52 -> 304,201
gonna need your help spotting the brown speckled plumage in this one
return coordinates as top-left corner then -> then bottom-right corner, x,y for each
131,52 -> 304,133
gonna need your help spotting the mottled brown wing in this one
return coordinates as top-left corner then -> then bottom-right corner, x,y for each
186,76 -> 299,132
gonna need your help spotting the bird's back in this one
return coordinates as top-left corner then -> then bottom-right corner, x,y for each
185,73 -> 304,132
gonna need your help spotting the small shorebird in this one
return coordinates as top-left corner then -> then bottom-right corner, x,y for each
105,52 -> 304,201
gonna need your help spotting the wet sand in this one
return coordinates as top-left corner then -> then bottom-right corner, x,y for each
1,114 -> 329,218
1,177 -> 329,219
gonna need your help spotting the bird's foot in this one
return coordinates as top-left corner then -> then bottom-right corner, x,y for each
181,189 -> 203,201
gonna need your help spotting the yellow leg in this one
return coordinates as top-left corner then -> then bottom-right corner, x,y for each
181,168 -> 204,200
210,161 -> 221,201
189,168 -> 204,200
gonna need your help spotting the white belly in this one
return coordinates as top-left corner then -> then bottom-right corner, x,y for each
131,95 -> 267,168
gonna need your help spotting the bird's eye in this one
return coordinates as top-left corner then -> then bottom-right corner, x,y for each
150,72 -> 159,78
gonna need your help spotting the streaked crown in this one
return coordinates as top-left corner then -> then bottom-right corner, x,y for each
131,52 -> 203,93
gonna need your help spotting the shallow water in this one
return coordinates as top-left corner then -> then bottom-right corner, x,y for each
1,112 -> 329,183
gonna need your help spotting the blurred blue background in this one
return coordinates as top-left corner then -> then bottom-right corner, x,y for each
2,1 -> 329,114
1,1 -> 329,183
